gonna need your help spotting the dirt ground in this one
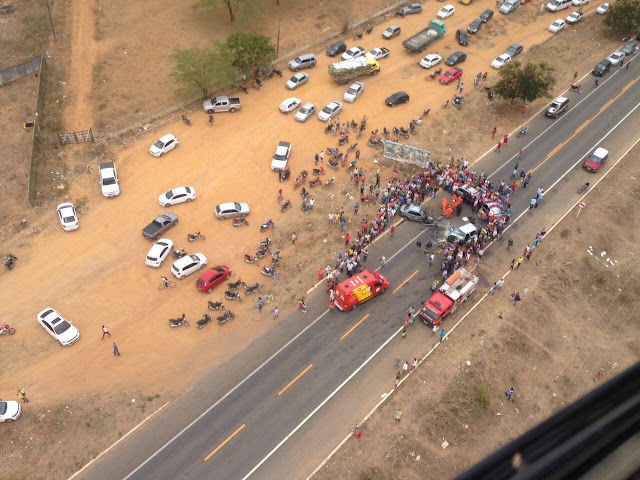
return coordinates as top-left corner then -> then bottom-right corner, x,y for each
0,0 -> 631,478
314,147 -> 640,480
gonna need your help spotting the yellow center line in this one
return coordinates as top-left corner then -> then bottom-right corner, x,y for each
278,364 -> 313,396
392,269 -> 419,294
204,424 -> 245,461
530,76 -> 640,175
340,314 -> 369,341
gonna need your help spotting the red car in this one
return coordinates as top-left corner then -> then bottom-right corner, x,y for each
582,147 -> 608,173
196,266 -> 231,293
439,67 -> 463,85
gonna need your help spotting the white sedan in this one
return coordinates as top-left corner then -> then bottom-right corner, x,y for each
158,186 -> 196,207
145,238 -> 174,267
596,3 -> 609,13
566,11 -> 583,24
285,72 -> 309,90
149,134 -> 179,157
317,101 -> 343,122
171,253 -> 208,280
491,53 -> 512,69
607,50 -> 625,66
37,307 -> 80,346
548,19 -> 565,33
341,46 -> 366,61
279,97 -> 302,113
0,400 -> 21,423
343,82 -> 365,103
436,4 -> 455,19
419,53 -> 441,69
57,203 -> 79,231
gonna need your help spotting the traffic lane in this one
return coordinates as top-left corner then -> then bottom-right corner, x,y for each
131,237 -> 432,479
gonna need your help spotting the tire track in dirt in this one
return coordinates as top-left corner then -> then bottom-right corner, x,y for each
66,0 -> 97,129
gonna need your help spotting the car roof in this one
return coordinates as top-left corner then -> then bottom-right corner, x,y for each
458,223 -> 477,234
300,102 -> 314,109
159,134 -> 175,142
555,96 -> 568,103
592,147 -> 608,157
218,202 -> 238,210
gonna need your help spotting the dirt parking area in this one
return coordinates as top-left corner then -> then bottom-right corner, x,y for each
0,0 -> 632,478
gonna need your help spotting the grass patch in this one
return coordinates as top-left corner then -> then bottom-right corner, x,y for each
476,383 -> 491,408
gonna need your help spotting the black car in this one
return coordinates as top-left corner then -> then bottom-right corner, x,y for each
592,59 -> 611,77
399,204 -> 435,223
505,43 -> 524,58
468,18 -> 483,34
456,29 -> 469,46
385,91 -> 410,106
445,51 -> 467,66
479,8 -> 494,23
326,41 -> 347,57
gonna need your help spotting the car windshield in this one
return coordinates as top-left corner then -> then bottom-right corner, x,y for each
421,306 -> 439,321
590,154 -> 604,164
322,106 -> 332,113
0,402 -> 6,415
153,140 -> 165,149
189,255 -> 200,262
165,190 -> 174,199
53,320 -> 71,335
347,87 -> 357,94
299,107 -> 310,114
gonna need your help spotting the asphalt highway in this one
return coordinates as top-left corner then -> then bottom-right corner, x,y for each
75,62 -> 640,480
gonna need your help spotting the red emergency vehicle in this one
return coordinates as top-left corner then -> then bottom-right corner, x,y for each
419,268 -> 479,326
333,270 -> 390,311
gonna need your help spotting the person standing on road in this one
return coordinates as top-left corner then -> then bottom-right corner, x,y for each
429,253 -> 435,266
258,297 -> 263,312
291,232 -> 297,245
505,387 -> 515,400
113,343 -> 121,356
492,126 -> 497,139
440,330 -> 446,343
17,388 -> 29,403
529,198 -> 536,209
315,152 -> 319,165
274,307 -> 279,319
402,361 -> 409,375
101,325 -> 111,340
495,141 -> 502,153
395,410 -> 403,422
380,255 -> 386,268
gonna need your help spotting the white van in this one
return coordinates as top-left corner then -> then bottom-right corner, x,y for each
546,0 -> 572,11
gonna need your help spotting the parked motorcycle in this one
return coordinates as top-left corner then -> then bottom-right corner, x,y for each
5,254 -> 17,271
237,84 -> 249,94
338,135 -> 349,146
309,177 -> 322,187
271,250 -> 281,266
324,124 -> 332,134
227,278 -> 244,290
577,182 -> 590,194
217,309 -> 235,325
327,159 -> 339,171
281,199 -> 292,212
258,238 -> 272,250
0,324 -> 16,336
382,127 -> 390,139
326,147 -> 339,156
243,282 -> 262,294
279,167 -> 291,182
323,177 -> 335,188
300,169 -> 308,178
224,290 -> 242,301
272,68 -> 283,77
348,143 -> 358,152
181,114 -> 192,126
294,176 -> 304,188
208,300 -> 224,311
312,167 -> 325,176
244,254 -> 258,264
232,215 -> 249,227
260,219 -> 276,232
171,249 -> 187,259
169,314 -> 189,328
197,314 -> 212,329
453,95 -> 464,110
517,126 -> 528,137
261,266 -> 278,278
255,249 -> 269,259
187,231 -> 205,242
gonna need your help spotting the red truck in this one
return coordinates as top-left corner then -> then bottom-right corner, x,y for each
333,270 -> 390,311
419,268 -> 479,326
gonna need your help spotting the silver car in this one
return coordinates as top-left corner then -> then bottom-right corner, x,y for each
295,103 -> 316,122
215,202 -> 251,219
286,72 -> 309,90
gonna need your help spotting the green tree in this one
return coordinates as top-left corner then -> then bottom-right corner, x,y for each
492,61 -> 556,105
605,0 -> 640,34
226,33 -> 277,76
170,45 -> 237,98
192,0 -> 252,22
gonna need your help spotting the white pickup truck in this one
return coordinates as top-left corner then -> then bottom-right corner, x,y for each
202,96 -> 242,114
99,162 -> 120,197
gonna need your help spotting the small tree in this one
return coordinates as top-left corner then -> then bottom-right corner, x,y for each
226,33 -> 277,76
605,0 -> 640,34
192,0 -> 250,22
170,45 -> 237,98
493,61 -> 557,105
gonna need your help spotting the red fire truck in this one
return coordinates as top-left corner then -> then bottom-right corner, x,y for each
419,268 -> 479,326
333,270 -> 390,311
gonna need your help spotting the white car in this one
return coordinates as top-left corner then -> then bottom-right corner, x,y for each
491,53 -> 512,69
341,46 -> 366,61
419,53 -> 441,69
343,82 -> 365,103
149,134 -> 179,157
285,72 -> 309,90
566,11 -> 584,24
271,141 -> 292,171
382,25 -> 401,39
548,19 -> 566,33
171,253 -> 208,280
215,202 -> 251,219
607,50 -> 625,66
158,186 -> 196,207
0,401 -> 21,423
571,0 -> 589,5
56,203 -> 79,231
145,238 -> 174,267
37,307 -> 80,346
99,162 -> 120,197
436,4 -> 455,19
596,3 -> 609,13
295,103 -> 316,122
279,97 -> 302,113
317,101 -> 343,122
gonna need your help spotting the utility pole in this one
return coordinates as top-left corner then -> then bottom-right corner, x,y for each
276,16 -> 281,57
45,0 -> 56,40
